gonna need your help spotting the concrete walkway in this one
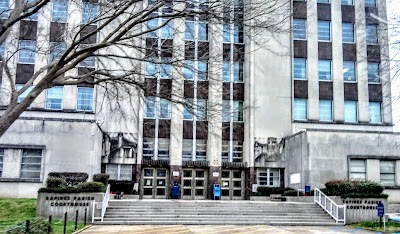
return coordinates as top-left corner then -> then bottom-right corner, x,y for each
80,225 -> 378,234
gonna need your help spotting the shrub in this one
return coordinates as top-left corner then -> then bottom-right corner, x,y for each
46,176 -> 66,189
256,187 -> 285,196
48,172 -> 88,186
6,217 -> 51,234
93,173 -> 110,186
38,186 -> 81,193
324,180 -> 385,198
282,189 -> 314,197
76,182 -> 105,192
109,180 -> 135,194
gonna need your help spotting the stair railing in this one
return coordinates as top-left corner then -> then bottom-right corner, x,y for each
92,184 -> 111,222
314,188 -> 346,224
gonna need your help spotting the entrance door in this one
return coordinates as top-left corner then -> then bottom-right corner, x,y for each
142,168 -> 169,199
221,169 -> 245,200
182,169 -> 208,199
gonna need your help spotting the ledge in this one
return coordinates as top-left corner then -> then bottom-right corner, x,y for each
0,178 -> 42,183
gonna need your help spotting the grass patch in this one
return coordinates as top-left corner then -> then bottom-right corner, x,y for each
0,198 -> 36,232
0,198 -> 87,234
354,220 -> 400,232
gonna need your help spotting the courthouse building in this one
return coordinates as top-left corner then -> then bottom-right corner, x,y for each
0,0 -> 400,201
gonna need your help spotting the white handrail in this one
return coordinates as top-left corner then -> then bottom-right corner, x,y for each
92,184 -> 111,222
314,188 -> 346,224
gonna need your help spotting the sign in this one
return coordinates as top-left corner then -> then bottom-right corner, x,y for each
213,172 -> 219,177
290,173 -> 300,184
133,183 -> 139,191
173,171 -> 179,176
377,202 -> 384,217
252,184 -> 258,193
305,186 -> 311,193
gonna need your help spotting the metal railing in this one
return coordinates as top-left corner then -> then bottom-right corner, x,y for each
92,184 -> 111,222
314,188 -> 346,224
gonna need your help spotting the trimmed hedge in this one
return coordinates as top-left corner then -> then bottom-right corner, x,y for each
93,173 -> 110,186
283,189 -> 314,197
256,187 -> 285,196
6,217 -> 51,234
109,180 -> 135,194
76,182 -> 105,192
46,176 -> 66,189
48,172 -> 88,186
324,180 -> 386,198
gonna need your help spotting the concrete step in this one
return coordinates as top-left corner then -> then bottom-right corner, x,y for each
98,200 -> 337,226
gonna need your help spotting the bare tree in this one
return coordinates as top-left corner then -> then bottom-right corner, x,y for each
0,0 -> 291,137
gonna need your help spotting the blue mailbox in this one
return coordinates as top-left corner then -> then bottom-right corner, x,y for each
213,184 -> 221,200
172,184 -> 180,199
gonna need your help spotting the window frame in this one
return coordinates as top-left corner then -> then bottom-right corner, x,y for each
76,87 -> 94,112
366,24 -> 379,45
45,86 -> 64,110
367,62 -> 380,83
319,99 -> 333,122
342,22 -> 355,43
52,0 -> 69,23
344,100 -> 358,123
257,168 -> 281,187
18,40 -> 36,64
380,160 -> 395,186
343,61 -> 356,82
20,149 -> 42,180
364,0 -> 376,7
369,101 -> 382,123
81,1 -> 98,25
349,159 -> 366,180
293,58 -> 307,80
318,59 -> 332,81
341,0 -> 354,6
293,98 -> 308,121
318,20 -> 331,42
293,18 -> 307,40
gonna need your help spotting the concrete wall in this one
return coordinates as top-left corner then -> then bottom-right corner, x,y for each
0,117 -> 103,198
285,130 -> 400,190
0,182 -> 43,198
36,192 -> 104,221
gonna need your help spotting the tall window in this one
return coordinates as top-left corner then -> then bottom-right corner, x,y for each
380,161 -> 395,186
368,62 -> 380,83
46,86 -> 64,110
0,0 -> 9,18
197,99 -> 207,121
147,18 -> 173,39
52,0 -> 69,23
294,98 -> 307,120
293,19 -> 306,40
82,2 -> 97,24
145,59 -> 172,79
18,40 -> 36,64
25,0 -> 38,20
318,60 -> 332,81
293,58 -> 306,80
364,0 -> 376,7
233,101 -> 243,122
319,100 -> 332,121
185,20 -> 208,41
318,20 -> 331,41
341,0 -> 354,5
222,100 -> 230,122
77,87 -> 94,111
223,62 -> 243,82
196,140 -> 207,161
20,149 -> 42,179
182,139 -> 193,161
106,164 -> 132,180
183,60 -> 208,80
350,159 -> 366,180
142,138 -> 155,160
0,148 -> 3,177
342,23 -> 354,43
159,98 -> 171,119
343,61 -> 356,82
16,84 -> 33,103
144,96 -> 156,118
223,23 -> 243,43
158,138 -> 170,160
49,42 -> 66,62
257,168 -> 280,187
369,102 -> 382,123
344,100 -> 357,122
366,24 -> 378,45
317,0 -> 329,3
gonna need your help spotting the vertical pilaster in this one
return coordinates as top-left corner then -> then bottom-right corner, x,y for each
306,0 -> 319,121
331,0 -> 344,121
355,0 -> 369,122
377,0 -> 392,124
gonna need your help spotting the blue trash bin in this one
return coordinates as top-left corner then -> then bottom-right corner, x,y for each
213,184 -> 221,200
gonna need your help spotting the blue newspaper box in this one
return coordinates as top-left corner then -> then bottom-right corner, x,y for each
213,184 -> 221,200
172,185 -> 180,199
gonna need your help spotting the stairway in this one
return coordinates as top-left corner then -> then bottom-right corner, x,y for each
94,200 -> 340,225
